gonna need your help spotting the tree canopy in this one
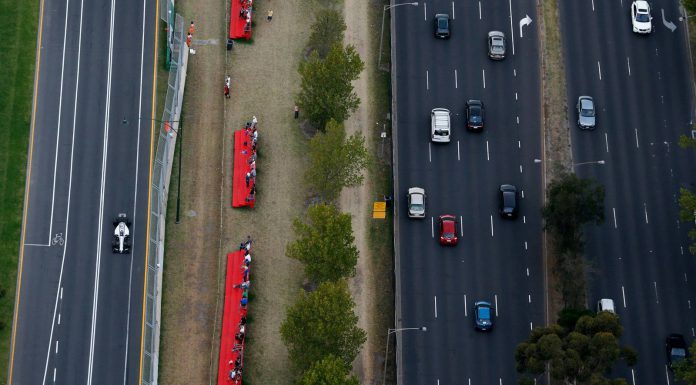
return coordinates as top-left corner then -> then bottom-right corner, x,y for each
280,280 -> 366,372
675,340 -> 696,384
307,9 -> 346,58
515,312 -> 636,385
679,187 -> 696,255
286,203 -> 358,283
297,44 -> 364,129
298,354 -> 360,385
305,119 -> 370,202
684,0 -> 696,16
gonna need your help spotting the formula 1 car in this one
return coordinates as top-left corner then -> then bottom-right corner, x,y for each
112,213 -> 131,254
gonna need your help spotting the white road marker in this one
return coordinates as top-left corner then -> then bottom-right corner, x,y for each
486,140 -> 490,160
592,0 -> 595,11
597,61 -> 602,80
685,273 -> 688,282
525,242 -> 528,250
516,116 -> 519,124
452,1 -> 455,18
494,294 -> 499,316
644,203 -> 649,224
55,340 -> 59,354
519,165 -> 523,173
454,69 -> 458,88
513,68 -> 517,77
665,365 -> 671,385
457,140 -> 460,160
605,133 -> 609,152
528,294 -> 531,303
482,69 -> 486,88
526,268 -> 530,276
423,2 -> 427,20
429,142 -> 432,162
434,296 -> 438,318
635,128 -> 639,148
460,216 -> 463,236
60,287 -> 63,300
490,215 -> 494,237
57,313 -> 61,325
478,1 -> 481,19
627,56 -> 631,76
523,216 -> 526,224
509,0 -> 516,54
613,208 -> 617,228
530,322 -> 533,330
464,295 -> 468,316
431,217 -> 434,238
631,369 -> 636,385
53,368 -> 56,382
426,70 -> 429,90
515,92 -> 518,100
622,286 -> 627,308
521,190 -> 524,198
654,281 -> 659,304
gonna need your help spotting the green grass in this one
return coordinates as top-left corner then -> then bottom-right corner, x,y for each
0,0 -> 40,382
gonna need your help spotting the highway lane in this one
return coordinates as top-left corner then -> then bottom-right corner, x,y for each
393,1 -> 544,384
9,0 -> 157,383
560,0 -> 696,383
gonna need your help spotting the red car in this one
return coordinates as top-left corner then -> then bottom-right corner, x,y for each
438,215 -> 459,246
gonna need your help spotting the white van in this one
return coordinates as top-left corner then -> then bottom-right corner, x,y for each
431,108 -> 451,143
597,298 -> 616,314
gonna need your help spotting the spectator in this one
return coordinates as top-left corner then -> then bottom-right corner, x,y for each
267,9 -> 273,22
240,297 -> 248,308
252,115 -> 258,127
240,316 -> 247,326
244,253 -> 251,265
294,105 -> 299,119
245,172 -> 251,187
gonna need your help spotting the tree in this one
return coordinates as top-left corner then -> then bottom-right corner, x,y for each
542,173 -> 605,252
679,187 -> 696,254
675,340 -> 696,384
515,312 -> 634,385
280,280 -> 367,372
297,44 -> 364,129
305,120 -> 370,202
684,0 -> 696,16
299,354 -> 360,385
679,134 -> 696,149
286,203 -> 358,283
307,9 -> 346,58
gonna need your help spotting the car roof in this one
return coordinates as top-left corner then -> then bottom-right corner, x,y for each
440,214 -> 456,221
435,13 -> 449,20
408,187 -> 425,195
500,184 -> 516,192
488,31 -> 504,38
467,99 -> 482,106
580,98 -> 594,108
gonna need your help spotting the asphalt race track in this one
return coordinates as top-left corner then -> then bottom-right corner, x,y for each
393,0 -> 545,383
9,0 -> 158,383
560,0 -> 696,383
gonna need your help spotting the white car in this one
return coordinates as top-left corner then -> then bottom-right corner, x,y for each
597,298 -> 616,314
431,108 -> 451,143
407,187 -> 426,218
112,213 -> 131,254
631,1 -> 652,34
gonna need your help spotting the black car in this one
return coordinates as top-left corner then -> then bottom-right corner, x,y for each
434,14 -> 450,39
499,184 -> 518,219
466,100 -> 485,131
666,333 -> 688,369
474,301 -> 493,331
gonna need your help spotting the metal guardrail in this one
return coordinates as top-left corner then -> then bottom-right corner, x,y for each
141,13 -> 188,385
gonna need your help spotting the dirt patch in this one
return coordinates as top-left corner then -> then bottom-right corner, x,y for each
539,0 -> 572,323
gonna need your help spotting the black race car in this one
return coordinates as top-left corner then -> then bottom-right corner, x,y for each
112,213 -> 132,254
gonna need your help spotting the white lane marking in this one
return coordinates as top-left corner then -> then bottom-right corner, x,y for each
631,369 -> 636,385
469,379 -> 472,385
478,2 -> 482,19
490,215 -> 494,237
57,313 -> 61,325
499,378 -> 502,385
525,242 -> 528,250
622,286 -> 627,307
521,189 -> 524,198
434,296 -> 438,318
55,340 -> 59,354
613,208 -> 617,228
87,0 -> 117,382
682,246 -> 685,255
654,281 -> 659,304
515,92 -> 518,100
486,140 -> 490,160
431,217 -> 434,238
460,216 -> 463,236
519,165 -> 523,173
523,215 -> 526,224
688,300 -> 692,309
53,368 -> 56,382
494,295 -> 499,316
426,70 -> 429,90
452,2 -> 455,18
526,268 -> 529,276
423,2 -> 427,20
605,133 -> 609,152
597,61 -> 602,80
685,273 -> 688,283
508,0 -> 515,55
482,69 -> 486,88
457,140 -> 460,160
513,68 -> 516,77
528,294 -> 531,303
666,365 -> 671,385
516,116 -> 519,124
592,0 -> 595,11
41,0 -> 85,381
464,295 -> 468,316
644,203 -> 649,224
529,322 -> 533,330
454,69 -> 458,88
48,0 -> 74,245
627,56 -> 631,76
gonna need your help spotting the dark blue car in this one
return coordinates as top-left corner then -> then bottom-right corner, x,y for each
474,301 -> 493,331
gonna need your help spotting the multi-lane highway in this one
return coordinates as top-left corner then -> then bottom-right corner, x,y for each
560,0 -> 696,383
9,0 -> 158,383
393,1 -> 545,383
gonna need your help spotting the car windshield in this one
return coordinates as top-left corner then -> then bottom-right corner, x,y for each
672,348 -> 687,358
410,203 -> 424,211
581,108 -> 594,116
580,101 -> 595,116
438,19 -> 448,29
478,307 -> 490,319
636,11 -> 649,22
434,129 -> 448,136
470,108 -> 481,122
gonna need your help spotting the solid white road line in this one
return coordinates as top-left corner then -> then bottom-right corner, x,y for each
622,286 -> 626,307
48,0 -> 73,245
508,0 -> 515,55
631,369 -> 636,385
598,61 -> 602,80
87,0 -> 117,383
434,296 -> 438,318
42,0 -> 85,381
666,365 -> 671,385
490,215 -> 494,237
454,69 -> 458,88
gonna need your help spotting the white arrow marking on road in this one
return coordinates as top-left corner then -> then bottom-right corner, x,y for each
519,14 -> 532,37
662,9 -> 677,32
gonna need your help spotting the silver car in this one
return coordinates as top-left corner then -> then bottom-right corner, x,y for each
487,31 -> 505,60
577,96 -> 596,129
407,187 -> 426,218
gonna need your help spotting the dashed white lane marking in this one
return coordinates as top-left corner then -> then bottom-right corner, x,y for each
613,208 -> 617,228
598,61 -> 602,80
431,217 -> 434,238
665,365 -> 671,385
622,286 -> 627,308
526,267 -> 530,276
426,70 -> 429,90
452,1 -> 455,18
57,313 -> 61,325
434,296 -> 438,318
605,133 -> 609,152
482,69 -> 486,88
486,140 -> 490,160
494,294 -> 499,316
478,1 -> 481,19
53,368 -> 56,382
60,287 -> 63,300
429,142 -> 432,162
464,294 -> 468,316
454,69 -> 458,88
631,369 -> 636,385
654,281 -> 659,304
515,92 -> 518,100
490,215 -> 494,237
519,165 -> 523,173
513,68 -> 516,77
591,0 -> 595,11
423,2 -> 427,20
55,340 -> 59,354
516,116 -> 519,124
627,56 -> 631,76
685,273 -> 688,283
644,203 -> 649,224
529,322 -> 533,330
528,294 -> 531,303
523,216 -> 526,224
460,216 -> 463,236
521,189 -> 524,198
457,140 -> 460,161
525,242 -> 528,250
